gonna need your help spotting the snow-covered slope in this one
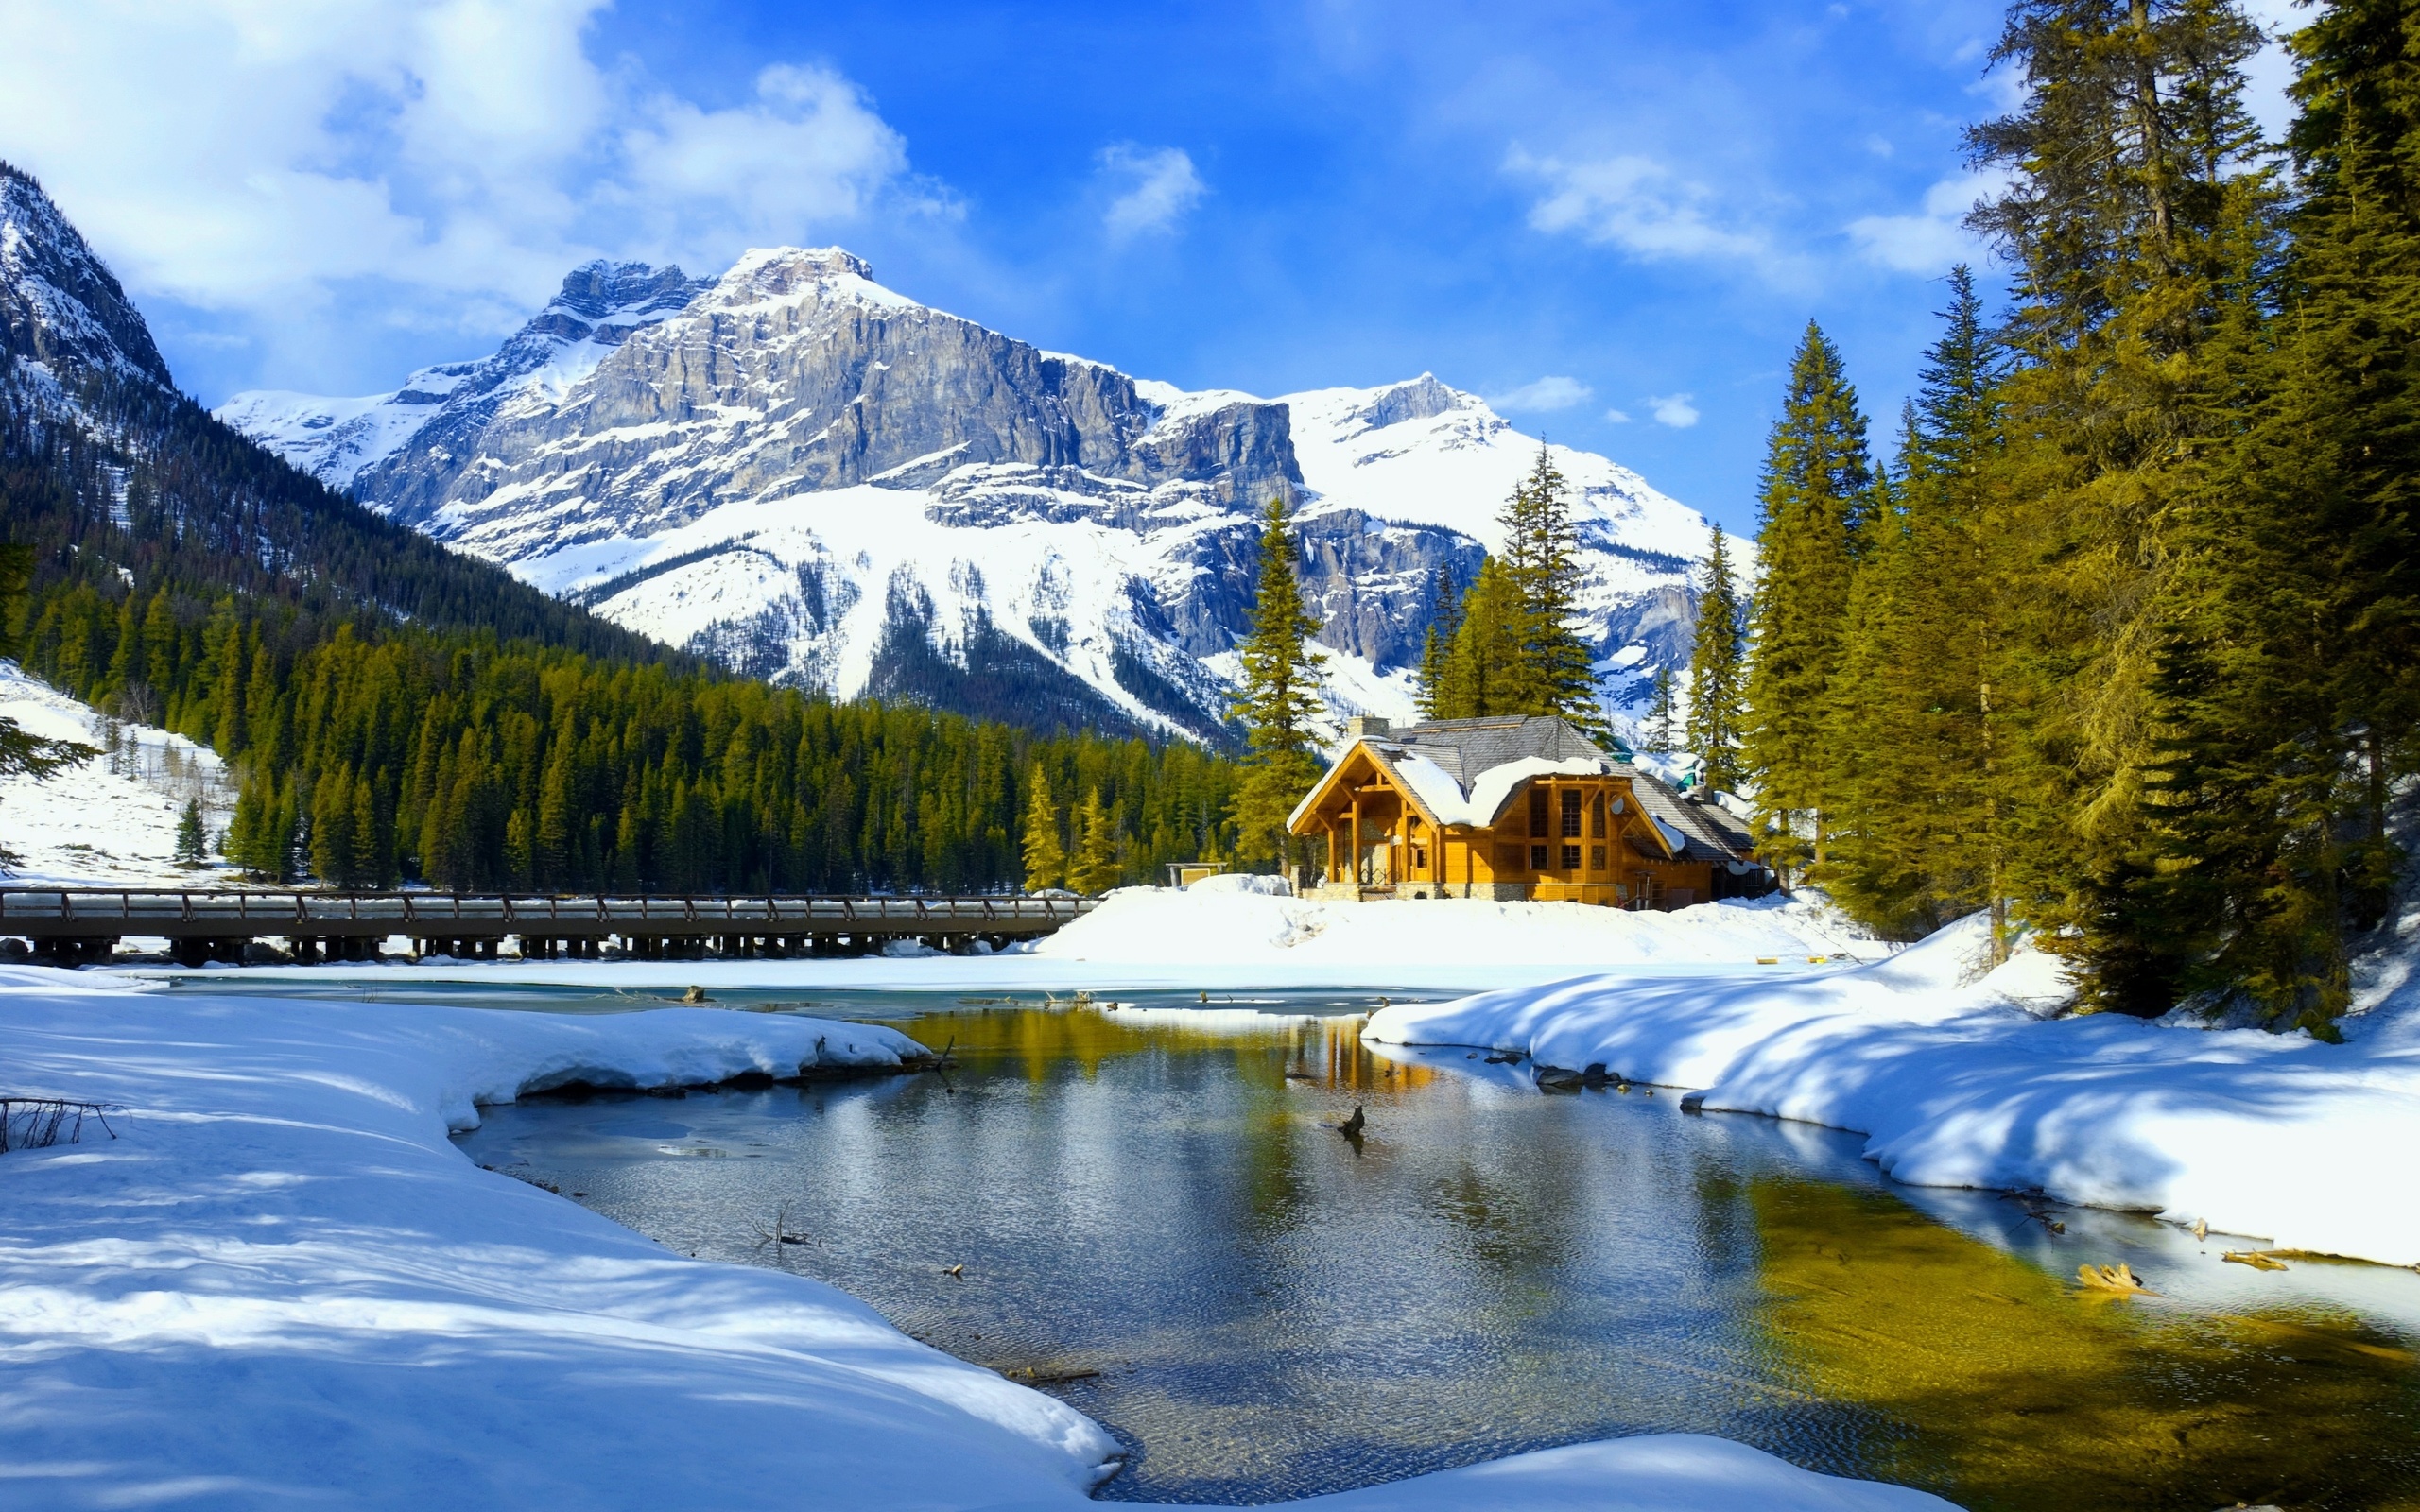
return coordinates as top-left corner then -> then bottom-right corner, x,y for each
0,163 -> 172,387
220,249 -> 1714,743
0,661 -> 239,887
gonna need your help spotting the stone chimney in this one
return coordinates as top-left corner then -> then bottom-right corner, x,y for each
1343,715 -> 1392,740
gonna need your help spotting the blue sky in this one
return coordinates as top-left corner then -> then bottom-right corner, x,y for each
0,0 -> 2297,534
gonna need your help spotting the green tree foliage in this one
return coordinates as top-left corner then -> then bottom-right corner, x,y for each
1643,665 -> 1678,754
175,798 -> 208,867
1413,563 -> 1462,720
1499,445 -> 1606,737
1021,770 -> 1067,891
1429,558 -> 1528,720
1070,787 -> 1123,895
1225,497 -> 1327,871
1963,0 -> 2277,1012
1823,268 -> 2014,943
1742,323 -> 1877,879
1685,525 -> 1749,793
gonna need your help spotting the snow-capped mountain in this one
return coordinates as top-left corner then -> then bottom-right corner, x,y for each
220,247 -> 1715,743
0,161 -> 172,387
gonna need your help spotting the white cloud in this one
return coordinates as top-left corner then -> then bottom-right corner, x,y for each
1648,393 -> 1699,428
0,0 -> 917,376
1604,407 -> 1633,424
1487,375 -> 1593,412
1507,147 -> 1772,266
1099,145 -> 1205,242
1847,170 -> 2003,274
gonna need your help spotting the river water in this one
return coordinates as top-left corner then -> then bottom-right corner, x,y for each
433,992 -> 2420,1510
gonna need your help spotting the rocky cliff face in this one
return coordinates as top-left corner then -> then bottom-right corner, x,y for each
0,163 -> 172,387
221,247 -> 1712,745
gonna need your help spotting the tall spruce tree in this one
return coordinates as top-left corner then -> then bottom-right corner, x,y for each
1823,267 -> 2014,942
1020,770 -> 1067,891
1433,558 -> 1528,720
1224,496 -> 1328,872
1414,563 -> 1463,720
2132,0 -> 2411,1030
1742,323 -> 1876,877
1499,446 -> 1605,737
1965,0 -> 2274,1012
1685,525 -> 1748,793
1070,787 -> 1122,895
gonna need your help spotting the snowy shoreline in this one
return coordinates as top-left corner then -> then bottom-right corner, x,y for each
0,964 -> 1950,1511
1365,913 -> 2420,1269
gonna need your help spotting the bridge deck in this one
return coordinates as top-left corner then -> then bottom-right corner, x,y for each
0,889 -> 1097,962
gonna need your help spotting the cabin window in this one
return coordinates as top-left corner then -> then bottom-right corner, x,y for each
1561,790 -> 1582,837
1530,843 -> 1549,870
1590,844 -> 1606,870
1590,794 -> 1606,838
1561,844 -> 1582,870
1412,845 -> 1428,869
1529,789 -> 1548,837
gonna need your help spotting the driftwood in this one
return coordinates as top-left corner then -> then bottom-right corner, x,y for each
2222,1250 -> 2289,1272
2077,1263 -> 2158,1297
1,1097 -> 121,1153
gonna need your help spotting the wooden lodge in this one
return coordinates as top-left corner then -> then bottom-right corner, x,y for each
1287,715 -> 1766,909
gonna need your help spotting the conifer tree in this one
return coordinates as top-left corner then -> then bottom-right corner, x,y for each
1965,0 -> 2273,1012
1643,666 -> 1678,754
1685,526 -> 1748,793
1224,496 -> 1327,871
1434,558 -> 1528,720
1070,787 -> 1121,894
1498,445 -> 1604,735
1021,770 -> 1067,891
1742,323 -> 1876,879
175,798 -> 207,867
1414,563 -> 1462,720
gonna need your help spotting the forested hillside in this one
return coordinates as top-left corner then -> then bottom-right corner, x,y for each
0,163 -> 1239,894
1706,0 -> 2420,1032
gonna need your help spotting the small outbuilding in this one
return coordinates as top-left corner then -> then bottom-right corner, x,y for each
1286,714 -> 1766,908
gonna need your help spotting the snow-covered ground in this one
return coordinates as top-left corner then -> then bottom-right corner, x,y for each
0,965 -> 1950,1511
0,660 -> 240,887
1028,883 -> 1876,968
1366,912 -> 2420,1268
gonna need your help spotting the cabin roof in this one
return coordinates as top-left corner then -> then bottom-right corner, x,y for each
1288,714 -> 1756,865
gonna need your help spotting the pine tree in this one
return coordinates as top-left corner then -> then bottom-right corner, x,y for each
1414,563 -> 1463,720
1742,322 -> 1876,881
1070,787 -> 1122,894
1644,666 -> 1678,754
1434,558 -> 1528,720
1965,0 -> 2274,1012
174,798 -> 207,867
1224,496 -> 1328,871
1020,769 -> 1067,891
1498,445 -> 1604,734
1685,526 -> 1748,793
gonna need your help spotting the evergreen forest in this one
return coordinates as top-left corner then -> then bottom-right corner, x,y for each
0,355 -> 1240,896
1694,0 -> 2420,1032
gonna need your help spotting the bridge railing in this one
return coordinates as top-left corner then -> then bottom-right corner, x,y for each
0,889 -> 1097,934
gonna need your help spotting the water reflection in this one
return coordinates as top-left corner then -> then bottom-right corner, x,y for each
453,1001 -> 2420,1509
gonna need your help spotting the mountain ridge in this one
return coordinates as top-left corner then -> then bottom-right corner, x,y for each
221,247 -> 1716,744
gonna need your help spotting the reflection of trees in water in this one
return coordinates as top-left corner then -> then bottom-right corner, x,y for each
1744,1178 -> 2420,1512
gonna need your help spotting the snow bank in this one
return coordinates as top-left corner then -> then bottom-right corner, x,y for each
1032,885 -> 1872,969
0,971 -> 1950,1510
1366,914 -> 2420,1266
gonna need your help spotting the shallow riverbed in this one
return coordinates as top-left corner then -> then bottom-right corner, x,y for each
435,993 -> 2420,1510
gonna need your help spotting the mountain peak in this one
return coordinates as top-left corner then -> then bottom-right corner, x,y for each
0,162 -> 174,388
710,246 -> 917,313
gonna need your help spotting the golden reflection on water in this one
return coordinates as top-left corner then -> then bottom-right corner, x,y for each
1748,1179 -> 2420,1511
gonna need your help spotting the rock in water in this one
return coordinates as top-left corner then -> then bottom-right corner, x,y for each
1338,1105 -> 1365,1139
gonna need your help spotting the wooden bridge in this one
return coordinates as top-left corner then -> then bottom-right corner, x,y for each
0,889 -> 1099,967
